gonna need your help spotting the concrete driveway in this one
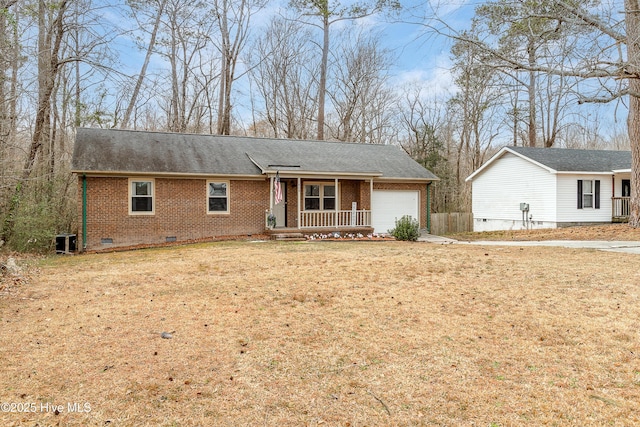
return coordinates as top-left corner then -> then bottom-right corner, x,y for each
418,234 -> 640,254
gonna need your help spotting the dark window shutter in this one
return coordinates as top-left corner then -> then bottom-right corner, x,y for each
595,180 -> 600,209
577,180 -> 583,209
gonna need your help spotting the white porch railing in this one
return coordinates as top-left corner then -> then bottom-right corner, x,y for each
612,196 -> 630,218
300,210 -> 371,228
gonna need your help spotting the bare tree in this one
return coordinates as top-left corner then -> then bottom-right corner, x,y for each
0,0 -> 20,239
498,1 -> 640,225
0,0 -> 19,162
397,87 -> 461,212
152,0 -> 214,132
0,0 -> 69,242
212,0 -> 265,135
1,0 -> 117,245
249,16 -> 318,139
449,29 -> 503,174
121,0 -> 168,129
471,0 -> 585,148
419,1 -> 640,226
288,0 -> 399,140
23,0 -> 69,181
327,29 -> 396,143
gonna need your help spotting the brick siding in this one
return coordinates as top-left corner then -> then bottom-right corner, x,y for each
76,176 -> 429,250
77,176 -> 270,250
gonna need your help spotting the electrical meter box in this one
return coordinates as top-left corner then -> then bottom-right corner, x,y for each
520,203 -> 529,212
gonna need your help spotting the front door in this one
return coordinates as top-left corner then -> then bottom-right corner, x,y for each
622,179 -> 631,216
273,181 -> 287,227
622,179 -> 631,197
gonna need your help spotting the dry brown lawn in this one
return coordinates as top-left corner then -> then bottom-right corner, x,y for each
449,223 -> 640,242
2,239 -> 640,426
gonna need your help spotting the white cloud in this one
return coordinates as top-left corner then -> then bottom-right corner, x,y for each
392,52 -> 457,100
428,0 -> 472,17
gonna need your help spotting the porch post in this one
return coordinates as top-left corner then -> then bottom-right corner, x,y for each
297,177 -> 301,229
427,182 -> 431,233
370,178 -> 374,227
335,178 -> 339,227
269,175 -> 274,212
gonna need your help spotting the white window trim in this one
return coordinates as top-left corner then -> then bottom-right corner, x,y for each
303,182 -> 338,211
583,180 -> 594,208
128,178 -> 155,215
207,180 -> 230,214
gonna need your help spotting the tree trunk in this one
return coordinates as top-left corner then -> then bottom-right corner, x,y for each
2,0 -> 67,241
215,0 -> 232,135
626,0 -> 640,227
317,12 -> 329,140
25,0 -> 67,179
169,15 -> 180,132
121,0 -> 166,129
527,38 -> 537,147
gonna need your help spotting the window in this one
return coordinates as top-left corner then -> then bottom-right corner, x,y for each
208,181 -> 229,213
577,179 -> 600,209
323,185 -> 336,210
304,183 -> 336,210
305,185 -> 320,210
129,179 -> 154,214
583,180 -> 594,208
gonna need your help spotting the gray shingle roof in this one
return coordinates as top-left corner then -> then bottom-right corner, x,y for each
508,146 -> 631,172
71,128 -> 439,180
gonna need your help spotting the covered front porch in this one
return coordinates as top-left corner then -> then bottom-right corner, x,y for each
265,174 -> 376,231
612,197 -> 630,222
612,171 -> 631,222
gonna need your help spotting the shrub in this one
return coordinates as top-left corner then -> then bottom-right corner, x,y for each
389,215 -> 420,241
4,174 -> 77,254
9,199 -> 59,253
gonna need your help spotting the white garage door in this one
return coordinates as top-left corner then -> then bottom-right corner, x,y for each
371,190 -> 419,233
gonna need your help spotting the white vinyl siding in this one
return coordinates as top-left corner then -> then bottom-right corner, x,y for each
470,150 -> 618,231
556,174 -> 612,223
471,153 -> 557,223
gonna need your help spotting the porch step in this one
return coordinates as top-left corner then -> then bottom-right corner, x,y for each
270,233 -> 307,242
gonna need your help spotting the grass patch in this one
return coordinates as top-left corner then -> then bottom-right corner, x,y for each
448,223 -> 640,241
2,241 -> 640,425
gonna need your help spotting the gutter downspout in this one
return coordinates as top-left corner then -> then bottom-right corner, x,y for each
426,182 -> 431,234
82,174 -> 87,251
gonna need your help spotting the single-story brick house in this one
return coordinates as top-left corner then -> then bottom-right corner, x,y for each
71,128 -> 439,250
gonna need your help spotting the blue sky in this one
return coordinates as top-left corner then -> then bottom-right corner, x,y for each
108,0 -> 475,99
103,0 -> 627,142
378,1 -> 475,94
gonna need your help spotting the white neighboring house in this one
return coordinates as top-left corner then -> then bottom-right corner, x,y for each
465,146 -> 631,232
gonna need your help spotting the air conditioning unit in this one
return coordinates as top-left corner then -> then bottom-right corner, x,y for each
55,234 -> 77,254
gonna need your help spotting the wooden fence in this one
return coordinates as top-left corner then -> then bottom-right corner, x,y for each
430,212 -> 473,235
